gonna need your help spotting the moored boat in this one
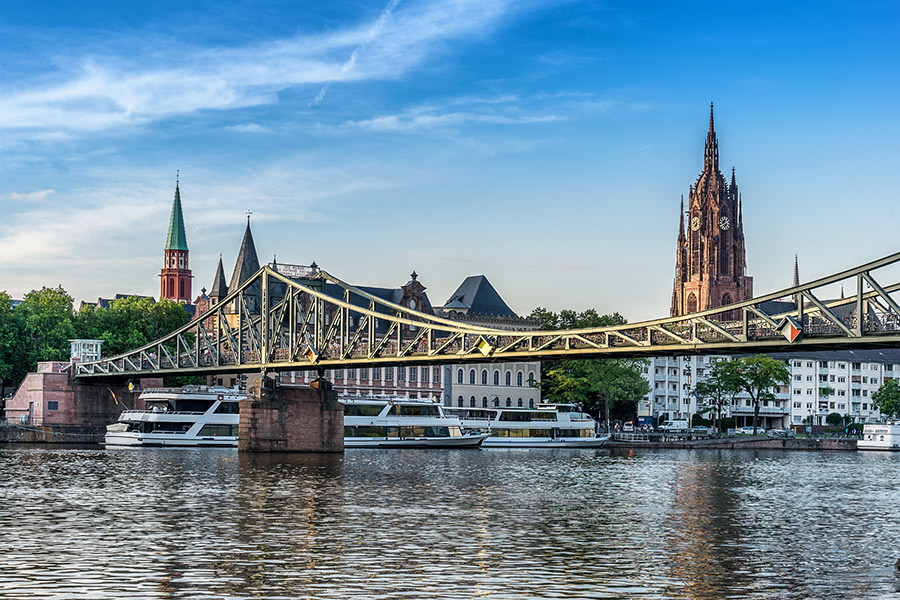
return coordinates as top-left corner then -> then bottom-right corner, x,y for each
445,403 -> 608,448
104,386 -> 245,447
858,423 -> 900,451
342,396 -> 490,448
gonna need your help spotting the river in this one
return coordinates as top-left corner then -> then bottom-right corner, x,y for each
1,446 -> 898,599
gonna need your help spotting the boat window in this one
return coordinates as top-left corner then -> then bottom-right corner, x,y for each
423,427 -> 450,438
355,426 -> 384,437
176,399 -> 214,412
388,405 -> 440,416
556,429 -> 594,438
214,402 -> 240,414
151,422 -> 191,433
345,404 -> 382,417
449,427 -> 462,437
344,426 -> 355,437
198,425 -> 236,436
400,426 -> 426,438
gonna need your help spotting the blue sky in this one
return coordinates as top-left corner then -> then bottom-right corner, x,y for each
1,0 -> 898,321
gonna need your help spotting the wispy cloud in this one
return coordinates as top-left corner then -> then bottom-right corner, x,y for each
10,189 -> 54,202
0,0 -> 527,137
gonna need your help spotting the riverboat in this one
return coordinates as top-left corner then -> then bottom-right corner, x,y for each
342,397 -> 490,448
445,403 -> 608,448
858,423 -> 900,451
104,386 -> 245,447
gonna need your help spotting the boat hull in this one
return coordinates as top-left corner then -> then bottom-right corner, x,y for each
104,432 -> 238,448
481,436 -> 609,448
345,434 -> 489,448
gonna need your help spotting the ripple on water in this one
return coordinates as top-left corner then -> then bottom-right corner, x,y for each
2,447 -> 900,599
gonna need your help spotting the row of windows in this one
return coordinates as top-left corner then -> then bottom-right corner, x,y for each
457,396 -> 533,408
456,369 -> 535,387
320,367 -> 441,383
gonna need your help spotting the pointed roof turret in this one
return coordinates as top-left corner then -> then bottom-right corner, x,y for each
703,102 -> 719,173
678,195 -> 685,242
229,216 -> 261,293
210,255 -> 228,301
165,177 -> 189,251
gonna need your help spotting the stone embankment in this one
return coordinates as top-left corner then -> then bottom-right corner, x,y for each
606,436 -> 857,451
0,424 -> 104,444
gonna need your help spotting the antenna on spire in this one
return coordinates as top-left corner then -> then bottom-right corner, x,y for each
176,169 -> 180,185
709,102 -> 715,132
246,210 -> 253,225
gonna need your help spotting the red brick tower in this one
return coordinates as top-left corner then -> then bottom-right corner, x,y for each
159,177 -> 193,303
671,104 -> 752,316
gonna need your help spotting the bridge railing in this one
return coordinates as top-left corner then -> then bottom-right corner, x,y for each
74,249 -> 900,379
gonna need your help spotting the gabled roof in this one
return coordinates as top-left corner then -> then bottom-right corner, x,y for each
165,182 -> 189,251
444,275 -> 516,317
228,219 -> 260,293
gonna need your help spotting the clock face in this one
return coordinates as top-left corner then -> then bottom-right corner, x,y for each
719,216 -> 731,231
690,216 -> 700,231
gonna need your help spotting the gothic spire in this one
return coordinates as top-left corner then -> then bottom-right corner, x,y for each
165,178 -> 189,251
228,217 -> 261,293
678,195 -> 685,241
210,255 -> 228,301
703,102 -> 719,173
793,254 -> 800,288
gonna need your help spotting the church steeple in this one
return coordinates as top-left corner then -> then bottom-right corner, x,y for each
209,255 -> 228,305
703,102 -> 719,173
159,174 -> 192,303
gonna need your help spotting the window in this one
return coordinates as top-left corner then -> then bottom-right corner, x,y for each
506,371 -> 511,386
481,370 -> 488,385
506,398 -> 512,407
517,398 -> 523,407
470,396 -> 476,407
457,396 -> 463,407
386,368 -> 393,381
373,367 -> 381,380
482,397 -> 488,408
493,371 -> 500,385
434,367 -> 441,383
421,367 -> 428,382
819,361 -> 827,368
493,398 -> 500,407
469,370 -> 476,385
517,372 -> 523,386
360,368 -> 368,379
347,368 -> 355,379
47,401 -> 59,411
528,372 -> 535,386
398,368 -> 405,381
852,362 -> 861,369
457,369 -> 463,384
794,375 -> 802,381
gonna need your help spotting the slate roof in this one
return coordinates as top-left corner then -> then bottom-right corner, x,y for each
322,283 -> 434,335
165,183 -> 189,251
444,275 -> 516,317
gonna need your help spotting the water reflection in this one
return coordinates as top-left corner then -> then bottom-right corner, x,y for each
1,447 -> 900,599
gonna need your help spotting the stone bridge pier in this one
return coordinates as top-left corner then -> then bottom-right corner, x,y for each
239,375 -> 344,453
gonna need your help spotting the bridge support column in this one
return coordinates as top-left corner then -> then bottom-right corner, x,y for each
239,376 -> 344,453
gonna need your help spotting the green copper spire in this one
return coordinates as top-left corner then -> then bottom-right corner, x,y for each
165,177 -> 189,251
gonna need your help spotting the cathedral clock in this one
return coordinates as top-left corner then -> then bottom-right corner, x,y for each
719,216 -> 730,231
690,216 -> 700,231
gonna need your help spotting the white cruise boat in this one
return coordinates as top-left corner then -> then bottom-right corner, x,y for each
342,397 -> 490,448
858,423 -> 900,451
104,386 -> 246,447
445,403 -> 609,448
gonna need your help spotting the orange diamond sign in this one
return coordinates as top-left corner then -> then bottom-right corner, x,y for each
777,316 -> 802,343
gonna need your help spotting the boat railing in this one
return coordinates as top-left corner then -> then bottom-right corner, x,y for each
120,410 -> 208,416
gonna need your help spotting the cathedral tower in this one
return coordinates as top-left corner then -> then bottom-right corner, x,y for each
671,104 -> 752,316
159,177 -> 193,303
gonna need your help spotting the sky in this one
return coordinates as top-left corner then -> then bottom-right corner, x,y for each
0,0 -> 898,322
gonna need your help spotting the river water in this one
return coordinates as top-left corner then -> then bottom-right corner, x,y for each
1,446 -> 899,600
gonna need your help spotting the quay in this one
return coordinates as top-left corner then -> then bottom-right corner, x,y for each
606,434 -> 858,451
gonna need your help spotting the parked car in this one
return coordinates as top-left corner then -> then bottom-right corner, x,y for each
767,428 -> 796,438
737,426 -> 762,435
622,421 -> 634,433
689,426 -> 711,436
660,420 -> 689,433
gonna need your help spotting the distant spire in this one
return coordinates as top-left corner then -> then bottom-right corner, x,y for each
165,177 -> 189,251
678,195 -> 685,241
841,285 -> 845,299
210,255 -> 228,301
793,254 -> 800,287
228,219 -> 260,293
703,102 -> 719,173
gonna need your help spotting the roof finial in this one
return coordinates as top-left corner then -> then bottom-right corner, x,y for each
176,169 -> 180,186
411,270 -> 418,281
709,101 -> 715,133
246,210 -> 253,226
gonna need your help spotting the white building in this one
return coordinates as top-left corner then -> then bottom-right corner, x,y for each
640,349 -> 900,429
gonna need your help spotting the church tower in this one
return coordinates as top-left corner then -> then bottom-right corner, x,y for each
671,104 -> 752,316
159,177 -> 193,303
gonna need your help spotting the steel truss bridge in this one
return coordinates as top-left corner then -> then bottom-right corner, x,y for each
74,250 -> 900,380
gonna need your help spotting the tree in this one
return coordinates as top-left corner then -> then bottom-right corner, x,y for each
76,296 -> 191,356
13,286 -> 76,385
694,359 -> 741,433
826,412 -> 843,426
0,291 -> 21,390
872,378 -> 900,419
719,355 -> 790,434
529,308 -> 649,428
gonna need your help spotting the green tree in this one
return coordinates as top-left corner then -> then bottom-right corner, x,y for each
529,308 -> 649,428
719,355 -> 790,434
872,378 -> 900,419
694,359 -> 741,433
825,412 -> 843,426
76,296 -> 191,356
0,291 -> 21,389
14,286 -> 76,384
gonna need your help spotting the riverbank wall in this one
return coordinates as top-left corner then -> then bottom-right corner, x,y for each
606,437 -> 858,451
0,424 -> 104,444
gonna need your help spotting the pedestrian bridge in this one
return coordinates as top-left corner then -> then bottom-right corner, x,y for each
74,249 -> 900,380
